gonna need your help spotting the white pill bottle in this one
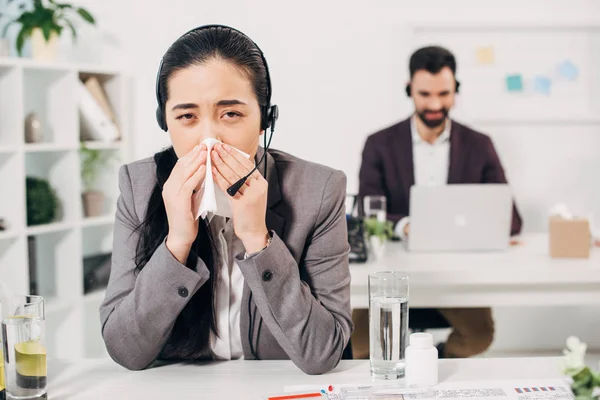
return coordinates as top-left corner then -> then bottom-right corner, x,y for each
405,332 -> 438,387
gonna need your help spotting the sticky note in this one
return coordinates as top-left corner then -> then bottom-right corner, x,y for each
476,46 -> 495,65
557,60 -> 578,81
533,76 -> 551,95
506,74 -> 523,92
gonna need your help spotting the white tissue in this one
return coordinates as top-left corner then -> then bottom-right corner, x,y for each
193,138 -> 250,220
549,203 -> 573,219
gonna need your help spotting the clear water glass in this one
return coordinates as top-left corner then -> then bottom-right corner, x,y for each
1,296 -> 46,400
369,272 -> 409,380
363,195 -> 387,222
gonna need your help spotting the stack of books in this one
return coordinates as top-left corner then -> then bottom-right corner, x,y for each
77,77 -> 120,142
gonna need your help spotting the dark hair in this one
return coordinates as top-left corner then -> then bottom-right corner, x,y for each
157,25 -> 269,127
136,26 -> 270,357
409,46 -> 456,78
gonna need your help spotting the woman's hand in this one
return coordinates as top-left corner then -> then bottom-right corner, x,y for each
163,144 -> 208,263
211,143 -> 270,254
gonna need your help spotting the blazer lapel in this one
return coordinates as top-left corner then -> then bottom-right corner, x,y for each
255,147 -> 286,238
447,120 -> 463,184
395,119 -> 415,196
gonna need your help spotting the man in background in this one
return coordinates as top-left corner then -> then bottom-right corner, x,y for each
354,46 -> 523,359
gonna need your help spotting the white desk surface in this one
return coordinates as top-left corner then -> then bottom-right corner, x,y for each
47,357 -> 565,399
350,233 -> 600,308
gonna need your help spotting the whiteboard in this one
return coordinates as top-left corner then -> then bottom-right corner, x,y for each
408,24 -> 600,123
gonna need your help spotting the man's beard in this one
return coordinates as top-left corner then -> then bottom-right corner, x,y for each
416,108 -> 449,128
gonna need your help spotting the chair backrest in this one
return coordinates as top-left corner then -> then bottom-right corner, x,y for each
409,308 -> 451,331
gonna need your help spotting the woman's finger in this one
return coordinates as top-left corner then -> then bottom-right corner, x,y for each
212,166 -> 244,198
216,143 -> 254,178
181,164 -> 206,197
169,146 -> 205,189
211,148 -> 241,186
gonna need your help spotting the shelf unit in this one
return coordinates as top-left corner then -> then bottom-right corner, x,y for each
0,58 -> 131,359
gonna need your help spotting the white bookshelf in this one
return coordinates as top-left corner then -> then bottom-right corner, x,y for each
0,58 -> 132,359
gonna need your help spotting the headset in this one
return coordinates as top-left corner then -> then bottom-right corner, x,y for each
155,24 -> 279,197
405,80 -> 460,97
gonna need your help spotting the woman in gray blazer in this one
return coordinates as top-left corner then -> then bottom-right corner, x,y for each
99,25 -> 353,374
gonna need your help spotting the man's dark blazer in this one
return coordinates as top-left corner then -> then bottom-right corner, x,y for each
359,118 -> 523,236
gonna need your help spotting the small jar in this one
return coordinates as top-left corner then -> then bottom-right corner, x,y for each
405,332 -> 438,387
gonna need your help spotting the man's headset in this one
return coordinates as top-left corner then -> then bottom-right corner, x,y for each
155,24 -> 279,196
405,80 -> 460,97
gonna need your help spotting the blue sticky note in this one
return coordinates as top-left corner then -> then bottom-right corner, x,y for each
506,74 -> 523,92
557,60 -> 578,81
533,76 -> 551,95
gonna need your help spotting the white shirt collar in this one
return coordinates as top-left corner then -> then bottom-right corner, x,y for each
411,115 -> 451,145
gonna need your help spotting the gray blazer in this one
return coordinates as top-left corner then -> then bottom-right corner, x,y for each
99,147 -> 353,374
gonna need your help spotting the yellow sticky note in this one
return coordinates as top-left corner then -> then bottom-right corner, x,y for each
476,46 -> 495,65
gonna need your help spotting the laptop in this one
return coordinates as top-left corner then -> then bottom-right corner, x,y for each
407,184 -> 513,252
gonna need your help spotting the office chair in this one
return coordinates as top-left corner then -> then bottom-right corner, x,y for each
342,339 -> 354,359
408,308 -> 451,332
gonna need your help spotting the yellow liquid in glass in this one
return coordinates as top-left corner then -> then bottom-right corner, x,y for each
15,342 -> 47,378
0,346 -> 5,391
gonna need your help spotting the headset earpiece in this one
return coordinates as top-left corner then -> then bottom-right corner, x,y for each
262,105 -> 279,131
455,80 -> 461,94
405,84 -> 411,97
156,106 -> 167,132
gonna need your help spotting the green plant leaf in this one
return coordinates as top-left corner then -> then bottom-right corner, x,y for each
76,7 -> 95,24
573,367 -> 594,387
16,12 -> 33,24
33,0 -> 44,12
26,177 -> 58,226
591,371 -> 600,386
41,19 -> 53,41
64,18 -> 76,39
80,142 -> 119,191
16,26 -> 31,56
364,217 -> 394,242
49,0 -> 73,8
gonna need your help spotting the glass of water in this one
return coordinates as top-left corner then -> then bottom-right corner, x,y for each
363,195 -> 387,223
1,296 -> 46,400
369,272 -> 409,380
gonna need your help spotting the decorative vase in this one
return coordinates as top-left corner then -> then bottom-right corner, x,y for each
30,27 -> 58,61
369,236 -> 386,259
0,38 -> 9,57
82,191 -> 105,217
24,112 -> 43,143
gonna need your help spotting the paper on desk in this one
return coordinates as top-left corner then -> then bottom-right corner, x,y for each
284,379 -> 573,400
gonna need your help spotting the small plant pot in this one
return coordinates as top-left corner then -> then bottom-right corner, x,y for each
369,236 -> 386,259
30,28 -> 59,61
82,191 -> 104,218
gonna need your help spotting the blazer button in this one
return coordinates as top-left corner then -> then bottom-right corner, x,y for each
178,286 -> 189,298
262,270 -> 273,282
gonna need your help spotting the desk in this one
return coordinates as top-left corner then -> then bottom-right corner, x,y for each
47,357 -> 564,399
350,233 -> 600,309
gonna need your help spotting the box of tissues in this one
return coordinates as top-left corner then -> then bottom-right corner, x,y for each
549,205 -> 591,258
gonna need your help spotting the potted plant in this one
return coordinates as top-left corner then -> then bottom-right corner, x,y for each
1,0 -> 95,60
26,176 -> 58,225
364,217 -> 394,259
80,142 -> 117,218
562,337 -> 600,400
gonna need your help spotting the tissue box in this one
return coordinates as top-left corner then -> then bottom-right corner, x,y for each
549,216 -> 591,258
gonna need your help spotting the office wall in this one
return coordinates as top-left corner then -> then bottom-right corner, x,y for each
41,0 -> 600,352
